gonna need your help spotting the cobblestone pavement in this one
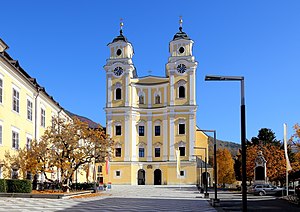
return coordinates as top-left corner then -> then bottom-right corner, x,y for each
0,185 -> 216,212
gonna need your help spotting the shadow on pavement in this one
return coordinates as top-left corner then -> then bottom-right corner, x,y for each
217,198 -> 299,212
56,197 -> 214,212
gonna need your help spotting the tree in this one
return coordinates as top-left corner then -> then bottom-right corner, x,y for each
4,138 -> 48,180
217,148 -> 236,186
41,117 -> 112,192
249,128 -> 280,147
246,144 -> 286,184
5,117 -> 113,192
289,124 -> 300,179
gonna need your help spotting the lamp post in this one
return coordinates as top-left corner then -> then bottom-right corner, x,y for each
200,129 -> 219,205
205,75 -> 247,212
194,146 -> 209,198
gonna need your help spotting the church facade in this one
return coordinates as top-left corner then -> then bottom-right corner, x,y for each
103,20 -> 210,185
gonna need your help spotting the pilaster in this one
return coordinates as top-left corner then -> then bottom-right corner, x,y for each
169,112 -> 175,161
124,114 -> 130,161
147,114 -> 152,161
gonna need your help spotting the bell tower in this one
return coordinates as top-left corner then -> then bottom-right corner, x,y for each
104,19 -> 136,108
166,16 -> 198,106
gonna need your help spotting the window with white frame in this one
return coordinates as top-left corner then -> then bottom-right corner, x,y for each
98,166 -> 102,173
180,170 -> 185,176
155,147 -> 161,157
179,86 -> 185,98
177,80 -> 186,98
27,99 -> 33,121
115,125 -> 121,136
178,119 -> 186,135
155,125 -> 160,136
116,170 -> 121,177
41,108 -> 46,127
12,130 -> 19,149
0,124 -> 2,145
26,137 -> 32,149
12,88 -> 20,113
179,123 -> 185,134
115,148 -> 121,157
115,83 -> 122,100
139,126 -> 145,136
139,147 -> 145,157
179,146 -> 185,156
0,78 -> 3,103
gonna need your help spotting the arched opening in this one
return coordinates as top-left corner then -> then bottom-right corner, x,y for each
139,95 -> 144,104
255,166 -> 265,180
137,169 -> 145,185
202,172 -> 210,187
155,95 -> 160,104
116,88 -> 122,100
154,169 -> 162,185
179,86 -> 185,98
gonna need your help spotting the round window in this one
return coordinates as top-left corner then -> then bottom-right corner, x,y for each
178,47 -> 185,54
116,49 -> 122,56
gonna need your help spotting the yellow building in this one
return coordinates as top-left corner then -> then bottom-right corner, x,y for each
103,19 -> 213,185
0,38 -> 71,179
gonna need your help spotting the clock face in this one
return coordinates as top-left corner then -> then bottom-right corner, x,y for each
177,64 -> 187,74
113,67 -> 123,76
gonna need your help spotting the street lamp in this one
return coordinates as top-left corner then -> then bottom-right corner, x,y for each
200,129 -> 219,206
194,146 -> 209,198
205,75 -> 247,212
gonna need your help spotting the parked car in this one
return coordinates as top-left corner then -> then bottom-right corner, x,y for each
250,184 -> 285,196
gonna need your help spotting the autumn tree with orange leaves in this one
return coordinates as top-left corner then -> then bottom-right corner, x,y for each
288,124 -> 300,180
217,148 -> 236,186
5,117 -> 113,192
246,128 -> 287,184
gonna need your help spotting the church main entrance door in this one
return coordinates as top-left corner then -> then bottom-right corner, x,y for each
154,169 -> 162,185
137,169 -> 145,185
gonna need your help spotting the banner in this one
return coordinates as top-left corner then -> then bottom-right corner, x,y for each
105,158 -> 110,175
284,123 -> 292,171
176,150 -> 180,176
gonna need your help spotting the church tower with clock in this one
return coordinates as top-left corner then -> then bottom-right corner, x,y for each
103,18 -> 209,185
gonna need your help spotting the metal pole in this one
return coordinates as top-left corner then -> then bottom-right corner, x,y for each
200,156 -> 203,188
214,131 -> 218,201
205,151 -> 208,196
241,78 -> 247,212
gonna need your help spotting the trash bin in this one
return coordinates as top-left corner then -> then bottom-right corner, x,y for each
107,182 -> 112,189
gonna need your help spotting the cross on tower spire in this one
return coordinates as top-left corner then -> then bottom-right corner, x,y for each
179,16 -> 183,32
120,18 -> 124,35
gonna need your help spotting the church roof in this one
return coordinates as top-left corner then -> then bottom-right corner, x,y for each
134,75 -> 169,85
112,30 -> 128,43
173,26 -> 190,41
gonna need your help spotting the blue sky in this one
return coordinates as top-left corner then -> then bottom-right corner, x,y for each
1,0 -> 299,143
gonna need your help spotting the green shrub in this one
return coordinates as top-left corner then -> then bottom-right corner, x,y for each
0,179 -> 7,192
6,179 -> 32,193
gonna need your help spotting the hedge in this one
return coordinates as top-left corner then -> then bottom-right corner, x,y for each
6,179 -> 32,193
0,179 -> 7,192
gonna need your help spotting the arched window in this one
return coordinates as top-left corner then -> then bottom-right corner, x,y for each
179,86 -> 185,98
116,88 -> 121,100
155,95 -> 160,104
139,95 -> 144,104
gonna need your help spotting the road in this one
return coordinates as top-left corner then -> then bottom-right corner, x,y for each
214,190 -> 299,211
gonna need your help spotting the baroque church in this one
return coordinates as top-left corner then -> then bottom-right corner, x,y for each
103,18 -> 212,185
